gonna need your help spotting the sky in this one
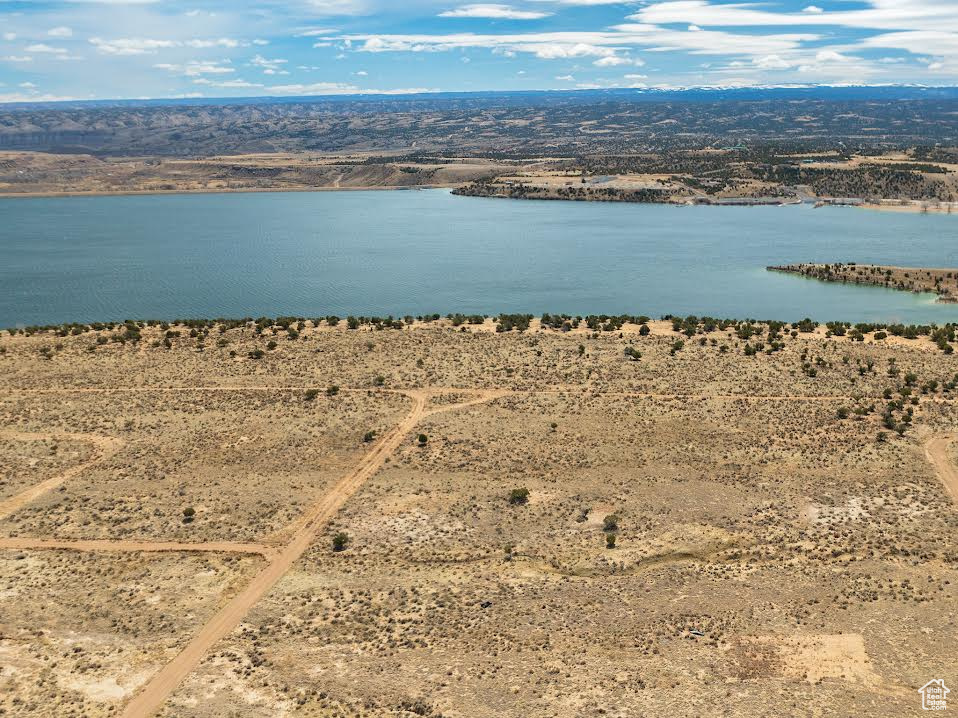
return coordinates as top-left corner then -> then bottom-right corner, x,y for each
1,0 -> 957,103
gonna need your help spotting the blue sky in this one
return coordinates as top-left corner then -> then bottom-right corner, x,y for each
1,0 -> 957,103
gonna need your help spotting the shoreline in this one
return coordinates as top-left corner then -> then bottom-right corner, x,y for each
1,184 -> 954,214
5,311 -> 957,335
0,183 -> 461,200
859,202 -> 958,214
454,190 -> 958,214
768,263 -> 958,303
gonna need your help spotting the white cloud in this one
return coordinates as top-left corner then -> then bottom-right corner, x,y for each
342,28 -> 818,59
753,54 -> 792,69
0,91 -> 79,104
295,28 -> 339,37
531,43 -> 616,59
267,81 -> 357,93
90,37 -> 178,55
250,54 -> 288,72
1,56 -> 32,63
629,0 -> 958,34
88,36 -> 248,55
191,77 -> 260,87
26,43 -> 68,54
593,54 -> 643,67
47,27 -> 73,38
555,74 -> 574,81
210,78 -> 261,88
3,33 -> 17,42
815,49 -> 852,63
155,61 -> 235,76
857,30 -> 958,58
186,38 -> 242,48
439,4 -> 551,20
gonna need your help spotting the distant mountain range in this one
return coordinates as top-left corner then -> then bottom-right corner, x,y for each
3,84 -> 956,156
5,84 -> 958,112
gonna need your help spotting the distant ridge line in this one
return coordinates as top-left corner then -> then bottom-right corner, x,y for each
4,84 -> 958,111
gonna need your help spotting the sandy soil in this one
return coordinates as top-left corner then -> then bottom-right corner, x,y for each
1,319 -> 957,716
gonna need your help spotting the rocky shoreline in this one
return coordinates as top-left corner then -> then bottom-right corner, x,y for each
768,262 -> 958,303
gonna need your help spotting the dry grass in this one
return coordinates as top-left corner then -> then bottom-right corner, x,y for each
1,319 -> 956,716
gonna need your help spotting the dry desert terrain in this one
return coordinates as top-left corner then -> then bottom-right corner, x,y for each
1,316 -> 957,717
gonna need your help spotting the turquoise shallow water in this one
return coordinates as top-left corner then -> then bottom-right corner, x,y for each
1,188 -> 957,327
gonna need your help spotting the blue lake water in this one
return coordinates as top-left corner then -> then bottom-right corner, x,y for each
1,188 -> 957,327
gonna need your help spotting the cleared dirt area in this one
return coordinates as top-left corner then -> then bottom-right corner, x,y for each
1,318 -> 956,716
0,549 -> 263,717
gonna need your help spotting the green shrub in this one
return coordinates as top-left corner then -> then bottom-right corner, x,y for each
509,488 -> 530,505
332,532 -> 349,552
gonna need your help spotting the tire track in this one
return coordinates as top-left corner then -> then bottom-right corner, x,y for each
924,434 -> 958,504
0,430 -> 122,522
119,389 -> 503,718
0,537 -> 272,557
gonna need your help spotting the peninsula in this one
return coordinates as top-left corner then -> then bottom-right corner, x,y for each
3,90 -> 958,210
769,263 -> 958,302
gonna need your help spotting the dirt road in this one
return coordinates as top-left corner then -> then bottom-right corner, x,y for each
119,389 -> 503,718
924,434 -> 958,504
0,430 -> 121,522
0,537 -> 272,556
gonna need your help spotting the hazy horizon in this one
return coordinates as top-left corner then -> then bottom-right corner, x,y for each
1,1 -> 957,104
